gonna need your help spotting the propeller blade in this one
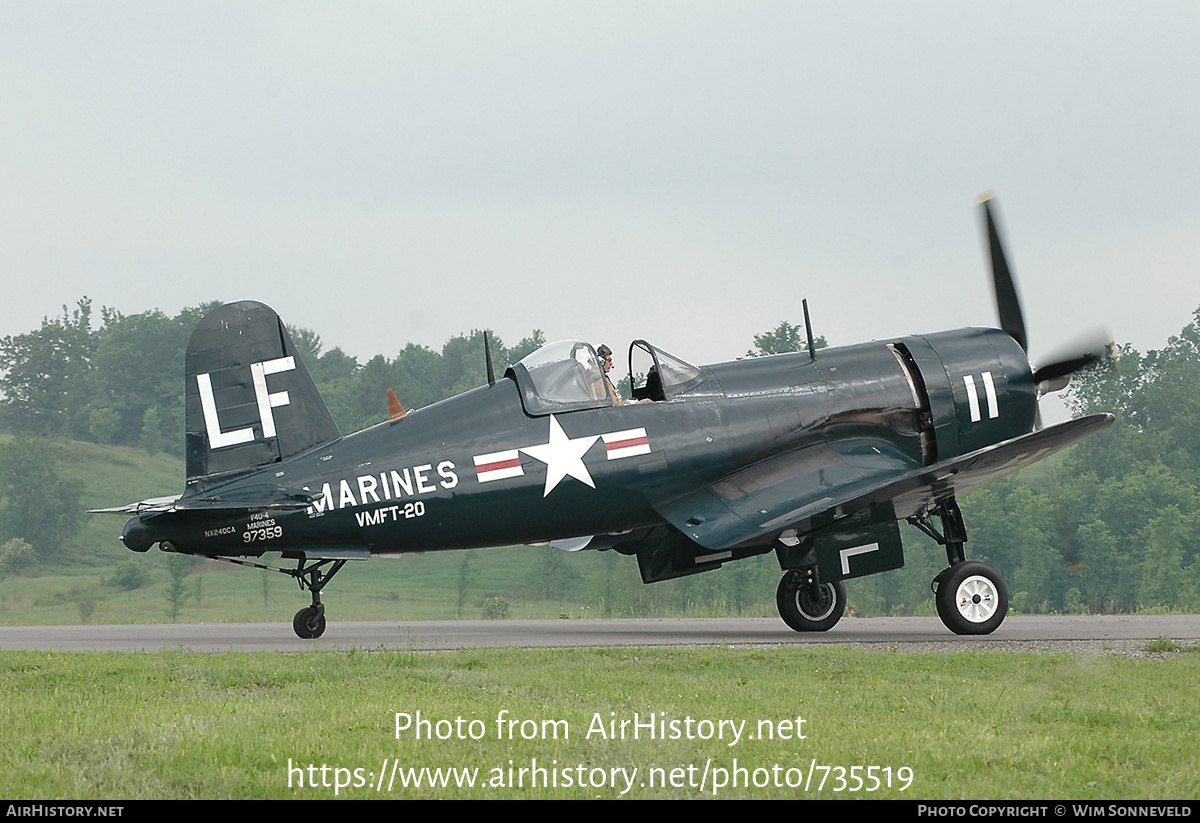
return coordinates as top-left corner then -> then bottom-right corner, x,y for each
978,193 -> 1028,353
1033,325 -> 1113,390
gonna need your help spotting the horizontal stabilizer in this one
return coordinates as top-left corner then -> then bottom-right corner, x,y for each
91,484 -> 316,515
89,496 -> 182,515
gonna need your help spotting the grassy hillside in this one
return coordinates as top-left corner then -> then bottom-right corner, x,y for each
59,439 -> 188,567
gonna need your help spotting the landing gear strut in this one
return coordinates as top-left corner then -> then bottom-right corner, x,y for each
776,567 -> 846,632
288,557 -> 347,639
200,553 -> 347,639
910,498 -> 1009,635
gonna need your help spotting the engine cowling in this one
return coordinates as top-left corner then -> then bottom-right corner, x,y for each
900,328 -> 1038,463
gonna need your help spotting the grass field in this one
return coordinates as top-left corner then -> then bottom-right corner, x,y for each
2,644 -> 1198,800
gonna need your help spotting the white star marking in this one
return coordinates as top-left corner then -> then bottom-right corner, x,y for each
520,415 -> 600,497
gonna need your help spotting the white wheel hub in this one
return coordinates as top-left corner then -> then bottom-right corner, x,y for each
954,574 -> 999,623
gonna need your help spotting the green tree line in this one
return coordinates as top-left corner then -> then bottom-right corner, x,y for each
0,298 -> 547,451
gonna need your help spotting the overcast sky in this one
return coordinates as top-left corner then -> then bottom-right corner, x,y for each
3,2 -> 1198,394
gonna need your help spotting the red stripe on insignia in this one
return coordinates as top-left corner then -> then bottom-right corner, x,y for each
478,457 -> 521,473
606,436 -> 649,451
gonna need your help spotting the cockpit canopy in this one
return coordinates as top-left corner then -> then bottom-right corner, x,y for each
507,339 -> 709,415
627,340 -> 705,402
508,340 -> 611,415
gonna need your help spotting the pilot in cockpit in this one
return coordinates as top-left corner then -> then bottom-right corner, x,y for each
596,344 -> 626,406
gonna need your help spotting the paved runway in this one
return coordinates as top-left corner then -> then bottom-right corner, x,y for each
2,614 -> 1198,652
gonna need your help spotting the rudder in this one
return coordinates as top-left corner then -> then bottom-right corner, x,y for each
185,301 -> 340,485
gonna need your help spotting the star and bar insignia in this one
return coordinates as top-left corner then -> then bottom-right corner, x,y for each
472,416 -> 651,496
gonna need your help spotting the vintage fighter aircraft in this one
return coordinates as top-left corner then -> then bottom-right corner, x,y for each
97,196 -> 1112,638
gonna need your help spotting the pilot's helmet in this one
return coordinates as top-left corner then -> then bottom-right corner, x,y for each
596,345 -> 613,371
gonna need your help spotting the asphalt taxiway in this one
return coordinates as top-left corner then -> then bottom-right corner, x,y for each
1,615 -> 1197,652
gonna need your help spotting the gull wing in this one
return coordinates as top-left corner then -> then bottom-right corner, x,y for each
654,414 -> 1114,551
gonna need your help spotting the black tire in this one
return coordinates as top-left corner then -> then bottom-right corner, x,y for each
776,576 -> 846,632
293,606 -> 327,639
934,561 -> 1008,635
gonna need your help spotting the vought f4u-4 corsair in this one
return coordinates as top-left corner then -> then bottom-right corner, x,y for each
97,197 -> 1113,638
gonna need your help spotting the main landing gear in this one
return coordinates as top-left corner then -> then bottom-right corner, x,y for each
910,498 -> 1009,635
773,497 -> 1010,636
776,567 -> 847,632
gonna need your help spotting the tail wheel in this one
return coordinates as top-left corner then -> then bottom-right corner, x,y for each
776,576 -> 846,632
935,561 -> 1008,635
293,605 -> 327,639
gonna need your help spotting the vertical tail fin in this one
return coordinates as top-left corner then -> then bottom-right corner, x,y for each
185,301 -> 340,485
